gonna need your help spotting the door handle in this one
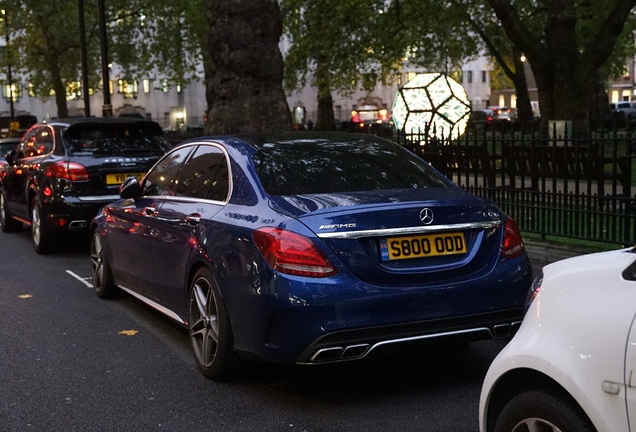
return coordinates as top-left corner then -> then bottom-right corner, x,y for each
185,213 -> 201,226
143,206 -> 157,216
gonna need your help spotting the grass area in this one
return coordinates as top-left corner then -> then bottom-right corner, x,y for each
521,231 -> 621,253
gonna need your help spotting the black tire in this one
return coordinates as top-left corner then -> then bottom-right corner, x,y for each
0,188 -> 22,233
90,228 -> 116,298
494,390 -> 596,432
31,196 -> 56,254
188,267 -> 236,381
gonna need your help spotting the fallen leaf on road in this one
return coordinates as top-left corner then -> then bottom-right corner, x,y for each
18,294 -> 33,299
118,330 -> 139,336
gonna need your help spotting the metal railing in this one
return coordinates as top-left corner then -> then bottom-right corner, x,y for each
391,123 -> 636,247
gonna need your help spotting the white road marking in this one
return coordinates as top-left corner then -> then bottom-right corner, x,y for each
66,270 -> 94,288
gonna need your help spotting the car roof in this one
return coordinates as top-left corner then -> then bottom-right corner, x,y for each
219,131 -> 392,150
41,117 -> 160,127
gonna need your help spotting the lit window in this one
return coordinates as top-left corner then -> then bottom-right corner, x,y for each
162,79 -> 169,92
406,72 -> 417,83
118,79 -> 138,99
3,83 -> 20,102
28,83 -> 35,97
143,79 -> 151,94
176,83 -> 182,93
622,90 -> 631,101
109,80 -> 114,95
66,81 -> 81,101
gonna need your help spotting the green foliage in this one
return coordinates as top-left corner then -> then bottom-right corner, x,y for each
0,0 -> 205,114
281,0 -> 396,96
2,0 -> 100,100
109,0 -> 207,84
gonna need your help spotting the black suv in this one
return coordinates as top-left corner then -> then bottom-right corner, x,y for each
0,117 -> 171,253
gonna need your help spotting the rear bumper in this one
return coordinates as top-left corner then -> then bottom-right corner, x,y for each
42,195 -> 119,231
296,309 -> 523,364
222,254 -> 533,365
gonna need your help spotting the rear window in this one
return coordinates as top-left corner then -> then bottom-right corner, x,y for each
252,137 -> 450,196
64,121 -> 171,155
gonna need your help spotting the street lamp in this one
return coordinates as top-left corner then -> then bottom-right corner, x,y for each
78,0 -> 90,117
97,0 -> 112,117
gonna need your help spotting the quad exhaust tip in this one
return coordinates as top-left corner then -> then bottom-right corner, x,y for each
310,344 -> 370,363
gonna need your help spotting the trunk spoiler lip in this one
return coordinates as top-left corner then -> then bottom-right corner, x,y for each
315,220 -> 501,239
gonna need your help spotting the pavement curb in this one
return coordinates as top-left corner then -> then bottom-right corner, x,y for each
524,238 -> 612,274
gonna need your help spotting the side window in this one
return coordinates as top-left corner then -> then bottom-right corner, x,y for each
175,145 -> 229,202
17,126 -> 54,158
36,126 -> 55,155
17,128 -> 41,158
142,146 -> 193,197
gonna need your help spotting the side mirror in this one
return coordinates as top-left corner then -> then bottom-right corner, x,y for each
120,176 -> 142,199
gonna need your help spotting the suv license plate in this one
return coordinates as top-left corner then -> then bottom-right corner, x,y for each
380,232 -> 466,261
106,172 -> 145,185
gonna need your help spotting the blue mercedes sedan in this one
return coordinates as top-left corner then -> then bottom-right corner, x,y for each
90,132 -> 532,380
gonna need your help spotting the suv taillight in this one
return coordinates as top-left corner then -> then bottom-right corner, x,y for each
45,161 -> 90,181
502,218 -> 525,259
252,227 -> 338,278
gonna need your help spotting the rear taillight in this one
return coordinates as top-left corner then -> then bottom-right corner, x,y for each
252,227 -> 338,278
45,161 -> 90,181
502,218 -> 525,259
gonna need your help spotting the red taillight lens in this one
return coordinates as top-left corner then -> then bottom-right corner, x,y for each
502,218 -> 525,259
45,161 -> 90,181
252,227 -> 338,278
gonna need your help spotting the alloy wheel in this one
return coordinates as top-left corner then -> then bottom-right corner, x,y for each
190,276 -> 220,368
31,205 -> 41,246
90,233 -> 105,290
0,193 -> 5,225
511,418 -> 563,432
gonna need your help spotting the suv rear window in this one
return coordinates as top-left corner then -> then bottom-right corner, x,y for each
64,121 -> 171,154
252,137 -> 450,196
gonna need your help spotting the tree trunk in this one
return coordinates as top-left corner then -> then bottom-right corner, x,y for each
511,49 -> 533,122
49,57 -> 68,119
486,0 -> 636,134
205,0 -> 292,134
314,54 -> 335,130
315,90 -> 335,131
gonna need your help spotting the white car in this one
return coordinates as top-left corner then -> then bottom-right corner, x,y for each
479,247 -> 636,432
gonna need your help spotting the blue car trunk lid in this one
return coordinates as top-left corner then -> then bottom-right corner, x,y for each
269,188 -> 505,286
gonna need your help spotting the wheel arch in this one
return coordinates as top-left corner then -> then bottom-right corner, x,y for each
484,368 -> 592,432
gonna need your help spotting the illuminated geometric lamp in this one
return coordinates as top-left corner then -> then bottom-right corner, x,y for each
391,73 -> 471,140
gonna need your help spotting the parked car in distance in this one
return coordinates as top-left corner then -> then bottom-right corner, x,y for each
486,106 -> 517,123
480,246 -> 636,432
90,132 -> 533,381
0,117 -> 171,253
610,101 -> 636,116
0,137 -> 21,159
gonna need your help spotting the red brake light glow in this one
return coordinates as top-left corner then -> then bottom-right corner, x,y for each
502,218 -> 525,259
252,227 -> 338,278
45,161 -> 90,181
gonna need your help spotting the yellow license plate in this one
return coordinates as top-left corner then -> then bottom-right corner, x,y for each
106,172 -> 145,185
380,232 -> 466,261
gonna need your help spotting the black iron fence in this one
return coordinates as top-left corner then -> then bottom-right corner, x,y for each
391,124 -> 636,247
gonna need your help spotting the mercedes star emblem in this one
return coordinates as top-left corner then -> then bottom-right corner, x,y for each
419,208 -> 434,225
